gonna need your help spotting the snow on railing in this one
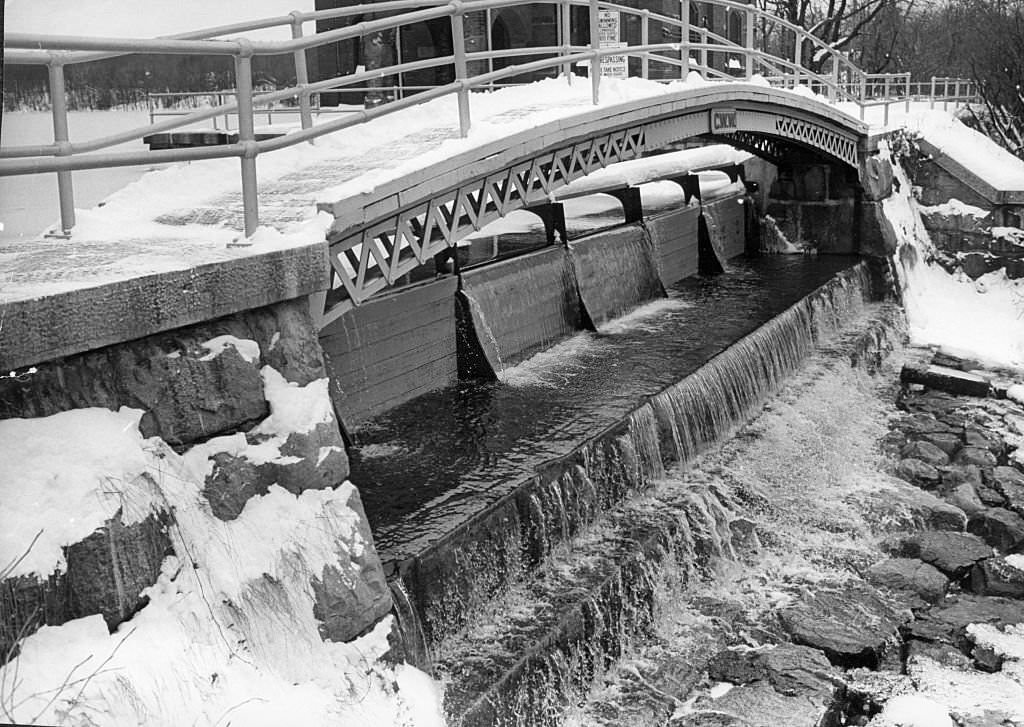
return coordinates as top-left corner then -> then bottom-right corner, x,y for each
1,0 -> 976,238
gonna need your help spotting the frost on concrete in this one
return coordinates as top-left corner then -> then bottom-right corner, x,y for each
0,394 -> 442,726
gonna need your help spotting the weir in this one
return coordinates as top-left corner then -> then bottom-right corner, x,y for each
348,253 -> 887,678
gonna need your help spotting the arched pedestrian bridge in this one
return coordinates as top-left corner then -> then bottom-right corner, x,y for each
317,84 -> 870,321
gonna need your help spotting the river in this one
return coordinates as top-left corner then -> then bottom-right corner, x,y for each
0,110 -> 164,241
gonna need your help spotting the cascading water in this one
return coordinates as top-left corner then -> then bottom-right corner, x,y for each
425,260 -> 900,727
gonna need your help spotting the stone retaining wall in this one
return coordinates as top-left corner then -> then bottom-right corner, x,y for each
1,294 -> 393,661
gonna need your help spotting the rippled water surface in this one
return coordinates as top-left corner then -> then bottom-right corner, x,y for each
350,255 -> 862,562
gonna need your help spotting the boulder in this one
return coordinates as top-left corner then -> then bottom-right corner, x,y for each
201,452 -> 272,520
858,484 -> 966,532
866,558 -> 949,605
970,557 -> 1024,598
920,431 -> 962,457
906,594 -> 1024,648
900,365 -> 992,398
897,458 -> 941,487
940,482 -> 985,516
116,344 -> 268,446
963,424 -> 1003,455
778,583 -> 910,668
310,486 -> 393,642
707,643 -> 837,696
905,638 -> 973,670
1,510 -> 173,659
887,531 -> 991,578
954,446 -> 998,469
900,440 -> 950,467
991,466 -> 1024,516
896,413 -> 956,436
966,508 -> 1024,552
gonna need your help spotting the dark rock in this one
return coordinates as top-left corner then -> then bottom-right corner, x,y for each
900,440 -> 950,467
954,446 -> 998,469
939,482 -> 985,516
778,583 -> 910,668
257,420 -> 350,497
887,531 -> 991,578
977,483 -> 1008,507
940,464 -> 983,490
707,643 -> 837,696
670,712 -> 752,727
117,344 -> 267,446
905,638 -> 972,669
245,299 -> 329,386
900,364 -> 992,398
991,466 -> 1024,516
966,508 -> 1024,552
858,484 -> 965,532
970,557 -> 1024,598
970,642 -> 1003,671
906,593 -> 1024,647
311,486 -> 393,642
919,431 -> 961,456
963,424 -> 1003,455
896,413 -> 956,436
866,558 -> 949,605
2,509 -> 174,659
202,452 -> 272,520
897,458 -> 941,487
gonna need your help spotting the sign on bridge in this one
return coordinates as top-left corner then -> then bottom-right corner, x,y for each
711,108 -> 738,133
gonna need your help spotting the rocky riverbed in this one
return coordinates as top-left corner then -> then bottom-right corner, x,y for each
565,333 -> 1024,727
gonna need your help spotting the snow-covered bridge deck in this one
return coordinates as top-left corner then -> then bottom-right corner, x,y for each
0,77 -> 868,369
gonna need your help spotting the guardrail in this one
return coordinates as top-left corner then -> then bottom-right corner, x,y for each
1,0 -> 977,238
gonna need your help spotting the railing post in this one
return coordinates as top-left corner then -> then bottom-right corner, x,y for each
290,11 -> 314,131
905,72 -> 911,113
450,1 -> 472,136
235,45 -> 259,239
561,0 -> 573,83
745,6 -> 754,80
699,29 -> 707,70
589,0 -> 601,105
793,33 -> 801,88
930,75 -> 936,110
680,0 -> 690,79
829,58 -> 839,102
943,78 -> 950,112
641,9 -> 650,79
47,56 -> 75,236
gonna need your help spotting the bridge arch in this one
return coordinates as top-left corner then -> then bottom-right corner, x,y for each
317,84 -> 868,325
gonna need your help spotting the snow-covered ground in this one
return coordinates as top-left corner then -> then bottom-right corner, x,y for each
881,139 -> 1024,371
0,347 -> 446,726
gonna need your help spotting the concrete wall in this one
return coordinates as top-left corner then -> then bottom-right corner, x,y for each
460,246 -> 585,374
568,224 -> 665,325
320,276 -> 458,429
646,204 -> 701,287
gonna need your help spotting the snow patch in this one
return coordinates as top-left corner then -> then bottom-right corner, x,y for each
255,366 -> 334,437
0,407 -> 164,578
874,694 -> 953,727
919,198 -> 989,219
200,334 -> 261,363
1006,553 -> 1024,571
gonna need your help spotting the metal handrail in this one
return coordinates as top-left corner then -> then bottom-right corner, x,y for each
1,0 -> 977,238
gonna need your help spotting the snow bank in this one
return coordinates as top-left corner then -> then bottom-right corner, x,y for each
0,388 -> 445,726
0,407 -> 163,578
882,141 -> 1024,371
918,198 -> 989,219
905,110 -> 1024,191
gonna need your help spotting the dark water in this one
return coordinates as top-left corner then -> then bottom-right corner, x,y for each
349,255 -> 866,567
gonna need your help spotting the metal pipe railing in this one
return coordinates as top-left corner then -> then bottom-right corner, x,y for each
1,0 -> 978,239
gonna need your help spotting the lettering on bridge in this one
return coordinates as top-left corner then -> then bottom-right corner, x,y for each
711,108 -> 738,133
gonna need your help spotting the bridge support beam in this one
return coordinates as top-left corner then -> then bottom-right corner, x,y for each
669,174 -> 702,204
605,187 -> 644,224
525,202 -> 568,245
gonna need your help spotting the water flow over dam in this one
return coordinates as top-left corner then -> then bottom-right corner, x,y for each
344,251 -> 892,692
